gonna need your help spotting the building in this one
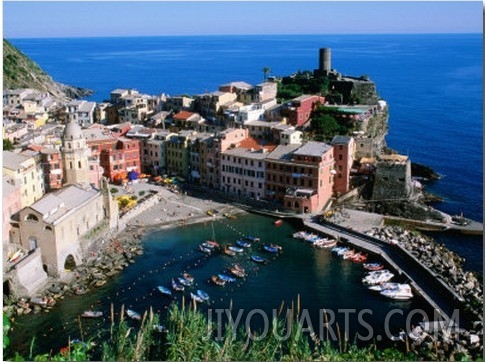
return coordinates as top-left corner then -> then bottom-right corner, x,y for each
100,137 -> 141,183
3,150 -> 45,208
66,100 -> 96,127
165,130 -> 196,178
331,135 -> 356,195
40,147 -> 64,191
140,130 -> 175,176
3,178 -> 22,243
281,95 -> 326,127
265,141 -> 334,213
61,120 -> 91,186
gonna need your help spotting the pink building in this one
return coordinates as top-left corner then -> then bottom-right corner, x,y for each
282,95 -> 325,127
3,179 -> 22,243
331,136 -> 355,195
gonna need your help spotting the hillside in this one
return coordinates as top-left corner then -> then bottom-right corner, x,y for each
3,38 -> 92,100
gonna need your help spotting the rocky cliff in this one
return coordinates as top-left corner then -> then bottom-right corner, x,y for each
3,39 -> 93,100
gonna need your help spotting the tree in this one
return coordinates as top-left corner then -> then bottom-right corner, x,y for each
310,114 -> 341,141
262,67 -> 271,80
3,138 -> 14,151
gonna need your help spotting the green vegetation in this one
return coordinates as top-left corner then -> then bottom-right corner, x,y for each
277,70 -> 330,103
4,300 -> 418,361
3,138 -> 14,151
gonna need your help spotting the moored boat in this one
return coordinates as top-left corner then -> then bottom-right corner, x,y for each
230,267 -> 246,278
363,263 -> 384,271
126,309 -> 142,320
362,270 -> 394,285
245,236 -> 260,242
190,292 -> 204,303
380,284 -> 413,300
218,274 -> 236,283
263,244 -> 279,254
368,282 -> 403,292
228,246 -> 244,253
251,255 -> 267,264
205,240 -> 220,248
199,244 -> 212,254
274,219 -> 283,226
350,252 -> 368,263
171,278 -> 185,292
177,277 -> 192,287
81,310 -> 103,318
224,247 -> 236,256
157,285 -> 172,296
211,275 -> 226,286
197,289 -> 210,301
236,240 -> 251,248
183,272 -> 195,284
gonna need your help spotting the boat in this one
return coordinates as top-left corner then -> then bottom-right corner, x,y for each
224,247 -> 236,256
8,249 -> 23,263
274,219 -> 283,226
157,286 -> 172,296
236,240 -> 251,248
350,252 -> 368,263
251,255 -> 267,264
205,240 -> 220,248
196,289 -> 210,301
223,213 -> 237,220
199,244 -> 212,254
390,330 -> 407,342
314,238 -> 337,248
368,282 -> 403,292
362,270 -> 394,285
153,324 -> 167,333
201,242 -> 216,249
81,310 -> 103,318
342,250 -> 356,260
183,272 -> 195,284
380,284 -> 413,300
171,278 -> 185,292
190,292 -> 204,303
245,236 -> 260,242
177,276 -> 193,287
230,267 -> 246,278
233,263 -> 245,272
218,274 -> 236,283
211,275 -> 226,286
293,231 -> 309,239
270,243 -> 282,251
206,209 -> 215,216
30,297 -> 56,307
228,246 -> 244,253
263,245 -> 279,254
126,309 -> 142,321
363,263 -> 384,271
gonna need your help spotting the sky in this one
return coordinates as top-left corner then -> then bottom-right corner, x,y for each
2,1 -> 483,38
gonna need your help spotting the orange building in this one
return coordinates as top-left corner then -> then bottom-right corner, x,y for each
100,137 -> 141,183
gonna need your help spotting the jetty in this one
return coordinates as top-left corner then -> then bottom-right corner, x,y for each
302,216 -> 475,329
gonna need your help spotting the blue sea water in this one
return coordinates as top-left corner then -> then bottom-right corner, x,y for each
7,34 -> 483,358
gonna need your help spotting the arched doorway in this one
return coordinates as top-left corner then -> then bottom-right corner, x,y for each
64,254 -> 76,271
28,236 -> 37,251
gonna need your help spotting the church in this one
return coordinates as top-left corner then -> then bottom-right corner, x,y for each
7,119 -> 119,295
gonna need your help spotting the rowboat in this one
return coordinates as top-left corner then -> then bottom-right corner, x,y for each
190,292 -> 204,303
263,245 -> 279,254
228,246 -> 244,253
233,263 -> 245,273
230,267 -> 246,278
199,245 -> 212,254
171,278 -> 185,292
223,213 -> 237,220
126,309 -> 141,320
245,236 -> 260,242
211,275 -> 226,286
157,285 -> 172,296
205,240 -> 220,248
183,272 -> 195,284
218,274 -> 236,283
177,276 -> 193,286
274,219 -> 283,226
363,263 -> 384,271
81,310 -> 103,318
197,289 -> 210,301
224,247 -> 236,256
251,255 -> 267,264
236,240 -> 251,248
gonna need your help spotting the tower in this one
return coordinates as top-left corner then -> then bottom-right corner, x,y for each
61,119 -> 90,185
319,48 -> 331,74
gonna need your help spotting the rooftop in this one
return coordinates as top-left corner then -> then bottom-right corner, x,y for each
294,141 -> 332,157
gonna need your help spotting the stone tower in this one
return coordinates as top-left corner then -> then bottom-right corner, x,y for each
319,48 -> 331,74
61,119 -> 90,185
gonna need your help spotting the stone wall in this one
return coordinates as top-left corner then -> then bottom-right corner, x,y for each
6,248 -> 48,297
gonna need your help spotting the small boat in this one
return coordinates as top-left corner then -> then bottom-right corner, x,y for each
126,309 -> 142,321
211,275 -> 226,286
207,209 -> 215,216
224,247 -> 236,256
251,255 -> 267,264
157,286 -> 172,296
363,263 -> 384,271
342,250 -> 356,260
230,267 -> 246,278
8,249 -> 23,263
263,245 -> 279,254
153,324 -> 167,333
245,236 -> 260,242
368,282 -> 403,292
205,240 -> 220,248
274,219 -> 283,226
380,284 -> 413,300
390,330 -> 407,342
233,263 -> 245,272
197,289 -> 210,301
350,252 -> 368,263
190,292 -> 204,303
362,270 -> 394,285
293,231 -> 309,239
201,242 -> 216,249
228,246 -> 244,253
199,245 -> 212,254
81,310 -> 103,318
171,278 -> 185,292
223,213 -> 237,220
177,276 -> 193,287
236,240 -> 251,248
270,243 -> 282,251
30,297 -> 55,307
331,246 -> 349,255
218,274 -> 236,283
183,273 -> 195,284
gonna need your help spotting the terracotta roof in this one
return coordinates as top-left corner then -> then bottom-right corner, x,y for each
238,137 -> 277,152
173,111 -> 195,121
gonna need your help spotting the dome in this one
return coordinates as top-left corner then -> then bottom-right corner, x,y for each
63,120 -> 83,140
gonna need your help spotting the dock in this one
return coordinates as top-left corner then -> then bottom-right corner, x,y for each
302,217 -> 474,329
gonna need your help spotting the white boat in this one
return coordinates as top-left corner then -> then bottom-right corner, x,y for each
196,289 -> 210,301
81,310 -> 103,318
380,284 -> 413,300
228,246 -> 244,253
218,274 -> 236,283
190,292 -> 204,303
368,282 -> 403,292
157,285 -> 172,296
126,309 -> 142,320
362,270 -> 394,285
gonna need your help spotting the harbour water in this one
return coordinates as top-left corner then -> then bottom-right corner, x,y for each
6,33 -> 482,357
9,213 -> 436,357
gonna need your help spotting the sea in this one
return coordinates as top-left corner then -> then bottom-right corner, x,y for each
6,34 -> 483,358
